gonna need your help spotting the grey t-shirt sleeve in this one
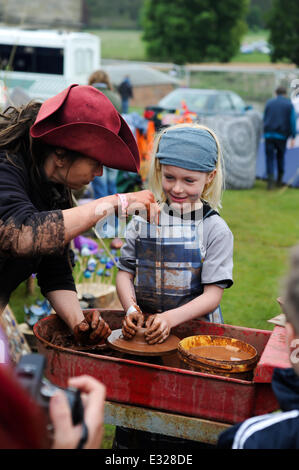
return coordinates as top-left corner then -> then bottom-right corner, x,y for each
117,218 -> 138,275
201,215 -> 234,289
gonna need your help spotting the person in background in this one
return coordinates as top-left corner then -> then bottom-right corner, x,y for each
88,70 -> 122,238
263,86 -> 296,189
0,83 -> 158,346
88,70 -> 122,114
218,243 -> 299,449
115,123 -> 233,448
118,75 -> 133,115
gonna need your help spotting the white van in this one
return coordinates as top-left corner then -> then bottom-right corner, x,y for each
0,27 -> 100,104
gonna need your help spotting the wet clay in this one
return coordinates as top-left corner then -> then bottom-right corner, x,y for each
46,328 -> 107,352
107,328 -> 180,356
189,345 -> 253,362
132,327 -> 147,343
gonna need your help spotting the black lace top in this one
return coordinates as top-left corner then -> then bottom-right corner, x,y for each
0,152 -> 76,311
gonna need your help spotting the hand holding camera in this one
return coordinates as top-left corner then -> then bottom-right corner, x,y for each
50,375 -> 105,449
16,354 -> 105,449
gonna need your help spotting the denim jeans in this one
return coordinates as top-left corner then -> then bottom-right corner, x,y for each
91,167 -> 118,198
121,98 -> 129,114
92,167 -> 119,237
265,138 -> 287,177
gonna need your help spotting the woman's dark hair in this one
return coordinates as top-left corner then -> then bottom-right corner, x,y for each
0,101 -> 42,157
0,101 -> 84,211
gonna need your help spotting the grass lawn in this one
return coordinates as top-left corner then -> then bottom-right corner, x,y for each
230,52 -> 271,64
220,179 -> 299,330
242,30 -> 269,43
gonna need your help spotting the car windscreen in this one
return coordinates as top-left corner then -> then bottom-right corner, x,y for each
159,90 -> 210,111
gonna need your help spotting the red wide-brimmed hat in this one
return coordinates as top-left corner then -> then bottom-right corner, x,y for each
30,84 -> 140,172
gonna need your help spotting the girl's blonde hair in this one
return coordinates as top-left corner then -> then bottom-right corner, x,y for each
148,123 -> 224,210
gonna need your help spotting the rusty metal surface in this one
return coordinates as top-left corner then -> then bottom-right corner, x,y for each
104,401 -> 230,444
254,326 -> 291,383
33,310 -> 284,424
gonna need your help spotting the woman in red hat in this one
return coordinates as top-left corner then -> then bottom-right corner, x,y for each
0,84 -> 158,345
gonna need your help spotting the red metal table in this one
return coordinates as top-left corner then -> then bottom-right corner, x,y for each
34,310 -> 290,443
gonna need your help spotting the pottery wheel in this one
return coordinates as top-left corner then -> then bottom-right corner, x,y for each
107,328 -> 180,356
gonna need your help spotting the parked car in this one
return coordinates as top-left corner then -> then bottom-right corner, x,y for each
240,40 -> 271,55
144,88 -> 253,130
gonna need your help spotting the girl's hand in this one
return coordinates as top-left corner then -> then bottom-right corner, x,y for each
144,313 -> 171,344
49,375 -> 105,449
122,310 -> 145,339
74,310 -> 111,346
125,190 -> 160,224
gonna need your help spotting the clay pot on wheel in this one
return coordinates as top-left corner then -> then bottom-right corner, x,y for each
133,327 -> 147,344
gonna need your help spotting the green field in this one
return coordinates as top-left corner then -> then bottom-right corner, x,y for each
87,29 -> 146,61
241,30 -> 269,43
86,28 -> 271,63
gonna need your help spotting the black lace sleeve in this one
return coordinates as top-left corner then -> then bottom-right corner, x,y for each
0,156 -> 65,257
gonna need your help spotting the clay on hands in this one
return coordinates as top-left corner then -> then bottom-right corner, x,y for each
74,310 -> 111,346
144,313 -> 171,345
122,306 -> 145,340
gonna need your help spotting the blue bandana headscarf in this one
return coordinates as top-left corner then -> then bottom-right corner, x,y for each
156,127 -> 218,172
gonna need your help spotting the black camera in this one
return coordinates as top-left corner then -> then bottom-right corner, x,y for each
16,353 -> 84,425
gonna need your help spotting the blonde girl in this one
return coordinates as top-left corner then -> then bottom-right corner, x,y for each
117,123 -> 233,345
149,122 -> 224,210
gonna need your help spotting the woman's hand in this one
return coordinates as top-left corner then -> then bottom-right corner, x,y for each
73,310 -> 111,346
122,309 -> 145,339
144,313 -> 171,344
125,190 -> 160,224
49,375 -> 106,449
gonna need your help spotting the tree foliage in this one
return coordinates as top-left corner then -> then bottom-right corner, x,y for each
141,0 -> 249,64
245,0 -> 273,30
267,0 -> 299,66
246,5 -> 264,30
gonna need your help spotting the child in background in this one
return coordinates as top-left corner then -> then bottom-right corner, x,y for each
114,123 -> 234,449
218,244 -> 299,449
117,123 -> 233,344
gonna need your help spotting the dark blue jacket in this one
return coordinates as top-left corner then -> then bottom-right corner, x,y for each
264,95 -> 296,140
217,368 -> 299,449
118,79 -> 133,100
